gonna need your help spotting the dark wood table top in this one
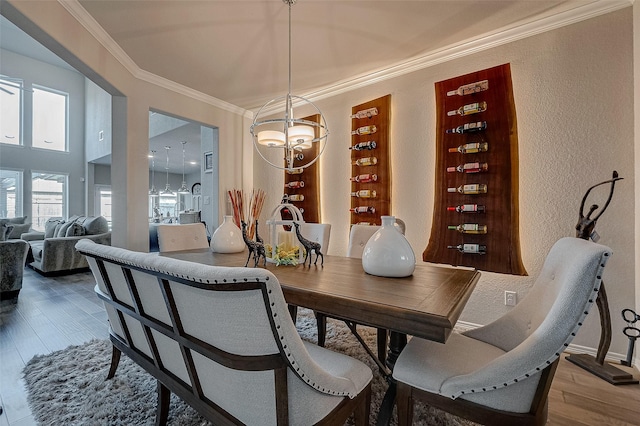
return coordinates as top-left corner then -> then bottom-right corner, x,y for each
162,250 -> 480,343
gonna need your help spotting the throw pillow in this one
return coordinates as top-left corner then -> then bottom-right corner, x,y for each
65,222 -> 85,237
45,218 -> 65,238
53,222 -> 66,238
56,221 -> 74,238
8,223 -> 31,239
0,224 -> 14,241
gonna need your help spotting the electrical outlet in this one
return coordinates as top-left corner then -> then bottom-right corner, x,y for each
504,291 -> 517,306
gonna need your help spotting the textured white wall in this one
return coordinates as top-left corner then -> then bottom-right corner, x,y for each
255,9 -> 635,356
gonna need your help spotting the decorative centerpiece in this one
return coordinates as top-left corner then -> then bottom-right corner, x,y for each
362,216 -> 415,277
265,202 -> 305,266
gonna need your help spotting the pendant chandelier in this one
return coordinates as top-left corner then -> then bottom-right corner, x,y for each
177,140 -> 190,194
149,150 -> 159,198
249,0 -> 328,172
161,146 -> 175,195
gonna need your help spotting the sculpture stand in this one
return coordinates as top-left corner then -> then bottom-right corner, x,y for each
565,171 -> 638,385
566,283 -> 638,385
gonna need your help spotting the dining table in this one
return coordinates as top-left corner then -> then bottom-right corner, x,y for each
161,249 -> 480,425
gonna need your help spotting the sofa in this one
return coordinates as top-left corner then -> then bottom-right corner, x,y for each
21,216 -> 111,275
0,239 -> 30,300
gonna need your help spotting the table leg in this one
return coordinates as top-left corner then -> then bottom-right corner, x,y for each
376,331 -> 407,426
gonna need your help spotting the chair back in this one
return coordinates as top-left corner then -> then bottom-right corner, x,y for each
300,223 -> 331,253
347,225 -> 380,259
75,239 -> 369,426
157,223 -> 209,252
446,237 -> 612,401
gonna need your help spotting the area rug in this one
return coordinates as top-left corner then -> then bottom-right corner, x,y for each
23,309 -> 477,425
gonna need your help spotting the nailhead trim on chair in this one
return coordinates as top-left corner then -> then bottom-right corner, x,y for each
450,251 -> 610,399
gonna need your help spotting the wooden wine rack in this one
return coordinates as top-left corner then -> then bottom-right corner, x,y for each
350,95 -> 391,225
283,114 -> 321,224
423,64 -> 527,276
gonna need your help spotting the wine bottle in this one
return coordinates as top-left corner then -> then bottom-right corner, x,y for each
351,107 -> 379,119
349,141 -> 377,151
447,101 -> 487,117
447,184 -> 487,194
446,121 -> 487,134
286,167 -> 304,175
350,206 -> 376,214
288,194 -> 304,202
284,181 -> 304,189
353,157 -> 378,166
351,190 -> 377,198
350,173 -> 378,183
447,204 -> 486,213
446,162 -> 488,173
447,224 -> 488,234
448,142 -> 488,154
447,80 -> 489,97
351,125 -> 377,136
447,243 -> 486,254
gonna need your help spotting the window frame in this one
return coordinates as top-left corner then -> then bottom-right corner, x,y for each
31,84 -> 69,152
0,168 -> 24,218
31,171 -> 69,231
0,77 -> 24,146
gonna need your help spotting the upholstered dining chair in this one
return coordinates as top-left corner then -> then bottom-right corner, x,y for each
156,223 -> 209,252
317,221 -> 405,364
300,222 -> 331,255
393,237 -> 612,426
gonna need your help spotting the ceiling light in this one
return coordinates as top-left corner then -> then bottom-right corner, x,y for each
249,0 -> 328,171
161,146 -> 174,196
177,140 -> 190,194
149,150 -> 159,198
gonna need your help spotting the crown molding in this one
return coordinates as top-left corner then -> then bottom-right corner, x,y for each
302,0 -> 632,104
57,0 -> 249,118
59,0 -> 630,118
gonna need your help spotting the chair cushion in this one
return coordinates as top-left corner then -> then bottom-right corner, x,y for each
393,333 -> 506,395
8,223 -> 31,239
0,216 -> 27,227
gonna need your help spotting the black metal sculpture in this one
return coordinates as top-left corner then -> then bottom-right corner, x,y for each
241,220 -> 266,268
566,171 -> 638,385
292,222 -> 324,267
621,308 -> 639,368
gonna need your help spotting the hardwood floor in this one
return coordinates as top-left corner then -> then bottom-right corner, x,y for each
1,268 -> 639,425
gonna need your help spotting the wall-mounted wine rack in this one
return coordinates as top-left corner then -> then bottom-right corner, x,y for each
350,95 -> 391,225
423,64 -> 527,275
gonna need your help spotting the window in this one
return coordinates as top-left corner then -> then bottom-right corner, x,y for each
32,86 -> 68,151
95,186 -> 112,230
0,77 -> 23,145
0,169 -> 23,218
32,172 -> 67,231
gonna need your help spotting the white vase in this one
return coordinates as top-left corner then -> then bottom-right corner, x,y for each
362,216 -> 416,277
210,215 -> 245,253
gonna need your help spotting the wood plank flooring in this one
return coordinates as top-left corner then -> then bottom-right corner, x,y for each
1,268 -> 639,425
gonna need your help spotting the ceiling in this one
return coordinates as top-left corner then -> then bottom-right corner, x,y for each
1,0 -> 628,172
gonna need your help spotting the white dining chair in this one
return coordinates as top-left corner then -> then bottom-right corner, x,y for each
156,223 -> 209,252
393,237 -> 612,426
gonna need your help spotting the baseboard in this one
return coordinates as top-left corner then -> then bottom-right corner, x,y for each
454,320 -> 635,368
